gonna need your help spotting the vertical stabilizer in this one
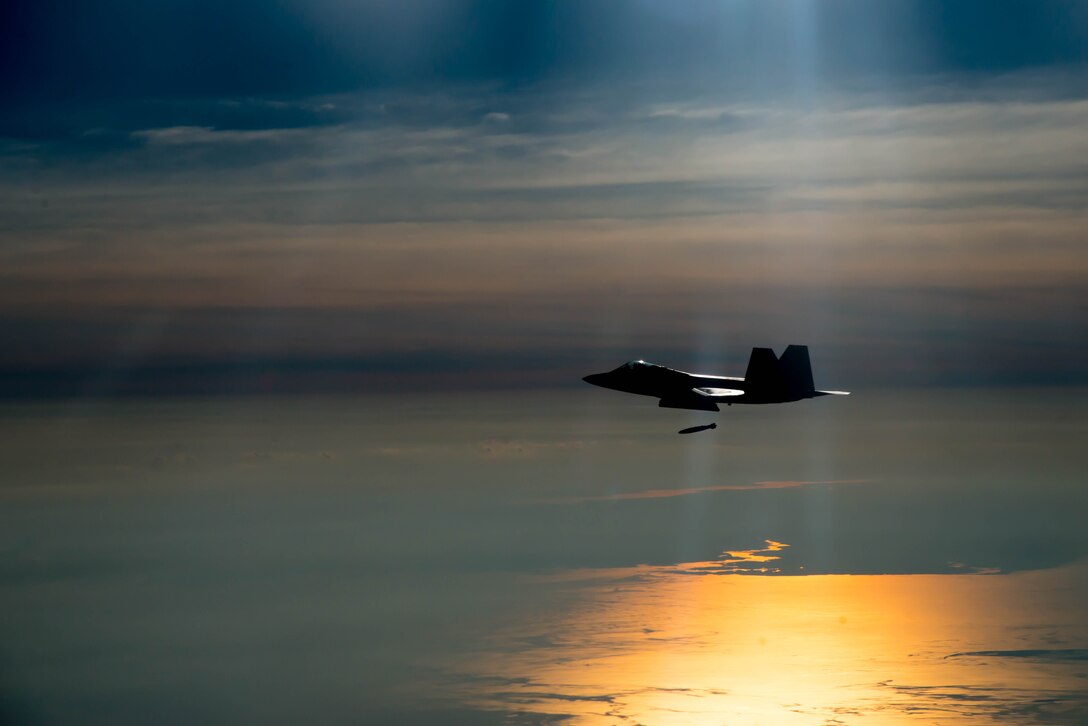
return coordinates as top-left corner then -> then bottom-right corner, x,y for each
778,344 -> 815,395
744,347 -> 784,393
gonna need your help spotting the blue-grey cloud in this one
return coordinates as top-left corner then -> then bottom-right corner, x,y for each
4,1 -> 1085,105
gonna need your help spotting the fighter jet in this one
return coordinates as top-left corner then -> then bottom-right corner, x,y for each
582,345 -> 849,411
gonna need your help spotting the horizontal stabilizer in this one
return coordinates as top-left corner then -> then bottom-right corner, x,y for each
692,387 -> 744,398
815,390 -> 850,396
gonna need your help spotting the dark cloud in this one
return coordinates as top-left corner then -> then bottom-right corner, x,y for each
3,1 -> 1085,105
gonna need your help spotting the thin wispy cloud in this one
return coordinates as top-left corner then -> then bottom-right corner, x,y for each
480,438 -> 591,459
546,479 -> 872,504
131,125 -> 322,146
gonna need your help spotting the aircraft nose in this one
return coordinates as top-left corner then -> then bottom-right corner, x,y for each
582,373 -> 602,386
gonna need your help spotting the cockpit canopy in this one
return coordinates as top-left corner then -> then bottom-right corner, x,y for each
613,360 -> 653,373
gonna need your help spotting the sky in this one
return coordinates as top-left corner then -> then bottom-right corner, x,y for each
2,5 -> 1088,723
2,0 -> 1086,397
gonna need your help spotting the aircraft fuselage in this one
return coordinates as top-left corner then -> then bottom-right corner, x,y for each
582,346 -> 848,412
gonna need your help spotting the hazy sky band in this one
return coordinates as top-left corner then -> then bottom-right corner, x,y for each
1,1 -> 1086,396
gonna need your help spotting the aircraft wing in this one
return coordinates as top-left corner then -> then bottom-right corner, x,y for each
692,387 -> 744,398
657,387 -> 742,410
815,390 -> 850,396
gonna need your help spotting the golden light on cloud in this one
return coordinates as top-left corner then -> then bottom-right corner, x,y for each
453,559 -> 1088,724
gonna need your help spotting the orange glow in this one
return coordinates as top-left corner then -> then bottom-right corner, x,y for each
455,559 -> 1088,724
547,481 -> 872,504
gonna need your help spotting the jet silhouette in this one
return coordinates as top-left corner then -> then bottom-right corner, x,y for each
583,345 -> 849,411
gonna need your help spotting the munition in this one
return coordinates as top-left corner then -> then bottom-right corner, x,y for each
678,422 -> 717,435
